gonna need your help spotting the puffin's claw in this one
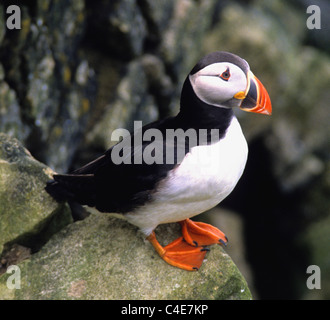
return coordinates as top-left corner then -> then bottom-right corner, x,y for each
146,232 -> 207,271
219,239 -> 227,247
180,219 -> 228,247
146,219 -> 228,271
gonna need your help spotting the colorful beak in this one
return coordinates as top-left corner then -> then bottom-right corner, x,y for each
238,71 -> 272,115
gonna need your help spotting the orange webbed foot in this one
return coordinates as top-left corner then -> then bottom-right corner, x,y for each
146,232 -> 208,271
180,218 -> 228,247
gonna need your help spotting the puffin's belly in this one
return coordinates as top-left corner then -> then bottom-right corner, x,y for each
125,117 -> 248,235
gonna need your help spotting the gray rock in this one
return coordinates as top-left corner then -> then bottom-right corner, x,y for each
0,1 -> 96,172
0,213 -> 252,300
86,58 -> 159,150
0,72 -> 30,142
160,0 -> 219,83
86,0 -> 147,59
141,54 -> 175,118
0,133 -> 72,258
138,0 -> 174,36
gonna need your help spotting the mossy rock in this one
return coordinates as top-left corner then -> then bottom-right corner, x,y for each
0,213 -> 252,300
0,133 -> 72,256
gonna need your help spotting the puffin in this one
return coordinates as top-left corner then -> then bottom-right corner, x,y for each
46,51 -> 272,271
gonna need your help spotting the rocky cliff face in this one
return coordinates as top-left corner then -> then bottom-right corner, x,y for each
0,0 -> 329,299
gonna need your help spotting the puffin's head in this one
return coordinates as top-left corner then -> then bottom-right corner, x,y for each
188,51 -> 272,115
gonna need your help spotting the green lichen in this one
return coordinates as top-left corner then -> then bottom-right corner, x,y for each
0,133 -> 72,255
1,214 -> 252,300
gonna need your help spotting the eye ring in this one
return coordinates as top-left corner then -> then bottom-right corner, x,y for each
220,68 -> 231,81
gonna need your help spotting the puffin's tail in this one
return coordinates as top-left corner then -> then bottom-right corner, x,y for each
45,174 -> 96,207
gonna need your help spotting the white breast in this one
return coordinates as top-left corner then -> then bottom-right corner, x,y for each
125,116 -> 248,235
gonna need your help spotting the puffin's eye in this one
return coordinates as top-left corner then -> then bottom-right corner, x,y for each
220,68 -> 231,81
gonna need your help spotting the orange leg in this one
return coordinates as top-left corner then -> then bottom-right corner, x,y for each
146,232 -> 208,271
180,218 -> 228,247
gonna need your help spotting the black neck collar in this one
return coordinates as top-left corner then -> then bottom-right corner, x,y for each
176,77 -> 234,137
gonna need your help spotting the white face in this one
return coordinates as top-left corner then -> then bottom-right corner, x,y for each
189,62 -> 248,108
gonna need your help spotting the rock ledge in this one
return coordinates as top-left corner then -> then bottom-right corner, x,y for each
1,213 -> 252,300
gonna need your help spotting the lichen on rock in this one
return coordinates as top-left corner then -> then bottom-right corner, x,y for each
0,213 -> 252,300
0,133 -> 72,260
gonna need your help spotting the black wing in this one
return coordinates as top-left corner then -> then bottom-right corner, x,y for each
45,117 -> 187,213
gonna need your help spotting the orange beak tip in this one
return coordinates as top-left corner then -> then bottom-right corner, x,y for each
240,73 -> 272,116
